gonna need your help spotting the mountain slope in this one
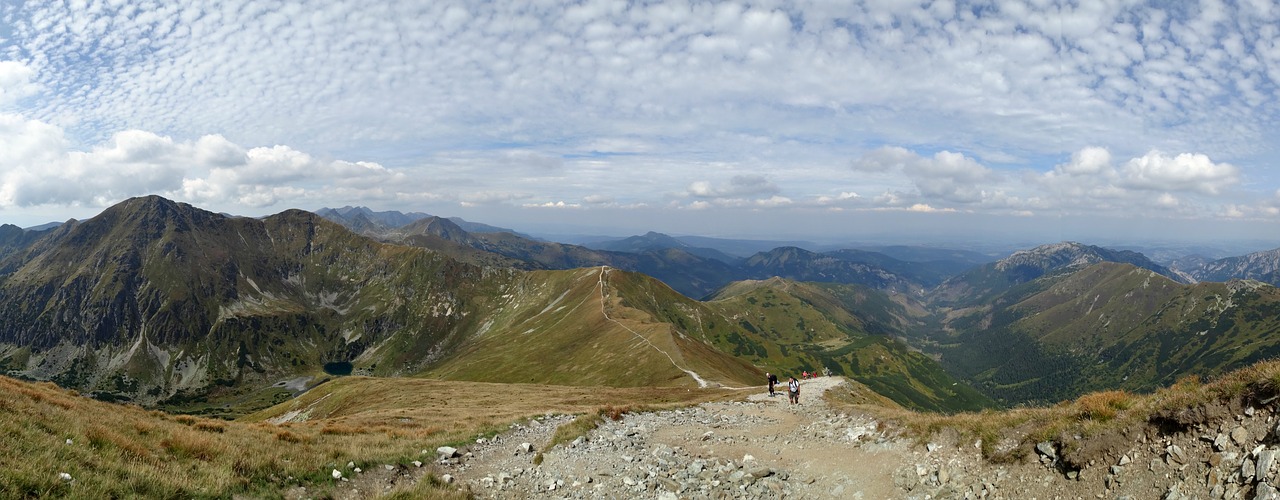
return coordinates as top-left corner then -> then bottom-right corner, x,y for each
703,278 -> 993,412
938,260 -> 1280,405
426,267 -> 760,388
0,197 -> 507,404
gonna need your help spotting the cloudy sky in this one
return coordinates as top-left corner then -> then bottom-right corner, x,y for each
1,0 -> 1279,245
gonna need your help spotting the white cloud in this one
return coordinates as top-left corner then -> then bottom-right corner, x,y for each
0,2 -> 1279,236
686,175 -> 780,199
0,61 -> 38,105
1120,150 -> 1239,195
852,147 -> 997,204
523,200 -> 581,209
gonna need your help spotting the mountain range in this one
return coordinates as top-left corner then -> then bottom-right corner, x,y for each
319,208 -> 985,299
0,196 -> 987,414
5,197 -> 1280,415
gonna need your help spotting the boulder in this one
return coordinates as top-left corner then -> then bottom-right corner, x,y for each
1035,442 -> 1057,460
1232,426 -> 1251,446
437,446 -> 460,459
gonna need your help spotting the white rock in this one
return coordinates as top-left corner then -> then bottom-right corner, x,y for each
57,472 -> 72,483
520,442 -> 534,453
441,474 -> 454,484
346,461 -> 355,469
64,439 -> 72,446
743,454 -> 756,462
412,461 -> 423,467
437,446 -> 460,458
331,469 -> 342,480
353,467 -> 362,474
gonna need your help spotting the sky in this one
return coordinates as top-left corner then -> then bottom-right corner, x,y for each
1,0 -> 1279,247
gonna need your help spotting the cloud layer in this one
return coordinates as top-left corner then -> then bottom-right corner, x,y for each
0,1 -> 1278,238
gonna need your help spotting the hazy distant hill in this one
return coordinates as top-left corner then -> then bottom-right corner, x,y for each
584,231 -> 739,264
664,235 -> 816,257
740,247 -> 930,293
315,206 -> 430,232
317,206 -> 523,237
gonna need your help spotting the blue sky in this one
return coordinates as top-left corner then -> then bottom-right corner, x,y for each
0,0 -> 1278,245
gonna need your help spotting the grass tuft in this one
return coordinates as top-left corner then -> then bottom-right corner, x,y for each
1075,390 -> 1134,423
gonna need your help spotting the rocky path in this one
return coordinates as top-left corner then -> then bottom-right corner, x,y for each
303,375 -> 1280,498
436,377 -> 989,498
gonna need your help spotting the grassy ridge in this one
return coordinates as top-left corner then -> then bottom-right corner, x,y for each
423,268 -> 762,387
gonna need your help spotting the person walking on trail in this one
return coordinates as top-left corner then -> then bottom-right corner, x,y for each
767,372 -> 779,396
788,376 -> 800,404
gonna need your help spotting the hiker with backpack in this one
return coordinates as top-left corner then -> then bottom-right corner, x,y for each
788,376 -> 800,404
767,372 -> 779,396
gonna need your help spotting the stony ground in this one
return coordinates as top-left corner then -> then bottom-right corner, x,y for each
311,376 -> 1280,498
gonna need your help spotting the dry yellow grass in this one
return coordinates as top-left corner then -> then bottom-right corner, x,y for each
0,374 -> 738,498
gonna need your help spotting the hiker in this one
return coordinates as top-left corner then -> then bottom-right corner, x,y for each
767,372 -> 779,396
802,370 -> 808,379
788,376 -> 800,404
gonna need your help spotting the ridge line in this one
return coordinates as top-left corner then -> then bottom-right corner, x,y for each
596,266 -> 711,388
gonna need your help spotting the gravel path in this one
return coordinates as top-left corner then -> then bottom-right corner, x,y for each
436,376 -> 985,498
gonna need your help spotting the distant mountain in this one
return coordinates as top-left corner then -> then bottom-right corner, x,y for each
315,206 -> 430,230
390,221 -> 739,299
22,221 -> 65,232
664,235 -> 816,257
0,224 -> 50,264
584,231 -> 739,264
445,216 -> 520,235
856,245 -> 996,269
1192,248 -> 1280,286
932,241 -> 1190,306
740,247 -> 930,293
